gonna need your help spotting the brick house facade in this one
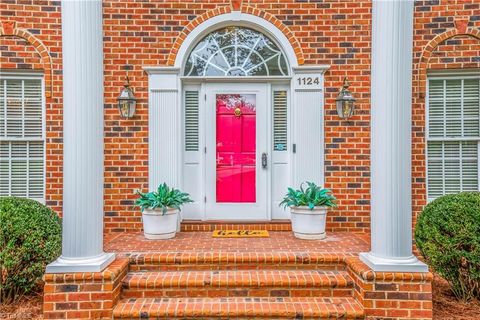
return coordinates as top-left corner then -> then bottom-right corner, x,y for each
1,0 -> 478,234
2,1 -> 479,319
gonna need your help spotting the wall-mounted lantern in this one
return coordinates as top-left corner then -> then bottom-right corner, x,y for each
117,76 -> 136,119
335,77 -> 356,119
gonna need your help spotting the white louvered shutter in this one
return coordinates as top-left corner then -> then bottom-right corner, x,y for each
427,77 -> 480,200
184,91 -> 199,151
273,90 -> 287,151
0,77 -> 44,200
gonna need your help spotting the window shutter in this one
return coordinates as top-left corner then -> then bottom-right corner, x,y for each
0,77 -> 44,200
5,79 -> 23,137
184,91 -> 199,151
0,81 -> 4,137
427,141 -> 478,199
428,79 -> 445,137
0,142 -> 9,196
273,90 -> 287,151
427,77 -> 480,200
24,79 -> 43,138
463,79 -> 480,137
428,78 -> 480,139
461,141 -> 478,192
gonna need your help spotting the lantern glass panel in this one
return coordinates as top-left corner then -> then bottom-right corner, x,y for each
118,100 -> 135,118
117,85 -> 136,118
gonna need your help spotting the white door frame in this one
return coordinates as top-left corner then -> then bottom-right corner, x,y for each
204,82 -> 269,220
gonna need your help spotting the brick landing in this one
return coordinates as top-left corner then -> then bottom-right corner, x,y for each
44,232 -> 432,319
104,231 -> 370,253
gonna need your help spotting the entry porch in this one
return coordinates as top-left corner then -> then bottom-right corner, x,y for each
43,228 -> 433,319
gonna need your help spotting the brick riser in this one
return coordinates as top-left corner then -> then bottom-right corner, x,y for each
127,252 -> 349,272
180,220 -> 292,232
114,297 -> 364,319
130,263 -> 345,272
122,270 -> 354,299
124,287 -> 353,299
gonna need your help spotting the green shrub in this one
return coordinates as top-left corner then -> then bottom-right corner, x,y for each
0,197 -> 61,303
415,192 -> 480,301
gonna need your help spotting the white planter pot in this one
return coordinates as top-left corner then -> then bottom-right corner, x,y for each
142,208 -> 178,240
290,206 -> 328,240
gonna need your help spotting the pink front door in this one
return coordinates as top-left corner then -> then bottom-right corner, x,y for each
216,94 -> 256,202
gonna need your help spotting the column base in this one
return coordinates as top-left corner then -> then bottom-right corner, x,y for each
359,252 -> 428,272
46,252 -> 115,273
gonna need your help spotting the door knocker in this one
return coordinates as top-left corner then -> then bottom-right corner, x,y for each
234,107 -> 242,118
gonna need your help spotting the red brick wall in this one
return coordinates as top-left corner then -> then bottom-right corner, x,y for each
102,0 -> 373,233
0,0 -> 63,214
412,0 -> 480,229
1,0 -> 479,235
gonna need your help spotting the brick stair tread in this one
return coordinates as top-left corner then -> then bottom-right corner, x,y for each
123,270 -> 353,289
113,297 -> 364,319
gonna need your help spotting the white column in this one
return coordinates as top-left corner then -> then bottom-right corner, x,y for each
359,0 -> 427,272
46,0 -> 115,273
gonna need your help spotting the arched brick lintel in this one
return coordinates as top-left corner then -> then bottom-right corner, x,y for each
417,27 -> 480,97
167,5 -> 305,67
0,21 -> 54,98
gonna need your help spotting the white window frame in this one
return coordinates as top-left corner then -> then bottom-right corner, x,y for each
0,71 -> 46,203
426,71 -> 480,201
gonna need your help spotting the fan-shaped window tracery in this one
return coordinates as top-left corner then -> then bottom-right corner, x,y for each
184,27 -> 289,77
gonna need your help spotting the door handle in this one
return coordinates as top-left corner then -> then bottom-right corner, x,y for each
262,153 -> 268,169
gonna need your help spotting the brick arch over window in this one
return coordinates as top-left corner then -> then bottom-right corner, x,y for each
416,26 -> 480,97
0,21 -> 53,97
166,6 -> 305,67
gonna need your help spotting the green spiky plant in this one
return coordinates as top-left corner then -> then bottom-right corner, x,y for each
135,183 -> 193,214
280,182 -> 337,210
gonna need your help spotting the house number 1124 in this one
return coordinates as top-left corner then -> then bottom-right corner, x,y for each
297,77 -> 320,86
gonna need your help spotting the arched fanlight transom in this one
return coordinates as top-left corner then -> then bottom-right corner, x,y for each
184,27 -> 289,77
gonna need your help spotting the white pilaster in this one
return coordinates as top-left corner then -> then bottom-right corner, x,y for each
143,67 -> 181,191
46,0 -> 115,273
359,0 -> 428,272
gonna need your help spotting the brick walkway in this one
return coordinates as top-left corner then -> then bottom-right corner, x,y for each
104,231 -> 370,254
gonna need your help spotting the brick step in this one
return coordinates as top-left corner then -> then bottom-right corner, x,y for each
180,220 -> 292,232
128,252 -> 348,271
122,270 -> 354,299
113,297 -> 364,319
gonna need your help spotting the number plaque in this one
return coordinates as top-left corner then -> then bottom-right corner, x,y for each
293,74 -> 322,90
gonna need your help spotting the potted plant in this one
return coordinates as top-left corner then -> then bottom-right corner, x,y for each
135,183 -> 193,240
280,182 -> 336,240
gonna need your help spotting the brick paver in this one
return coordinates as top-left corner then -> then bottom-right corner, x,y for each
104,231 -> 370,253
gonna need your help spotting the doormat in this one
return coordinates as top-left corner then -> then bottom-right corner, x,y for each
212,230 -> 270,238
